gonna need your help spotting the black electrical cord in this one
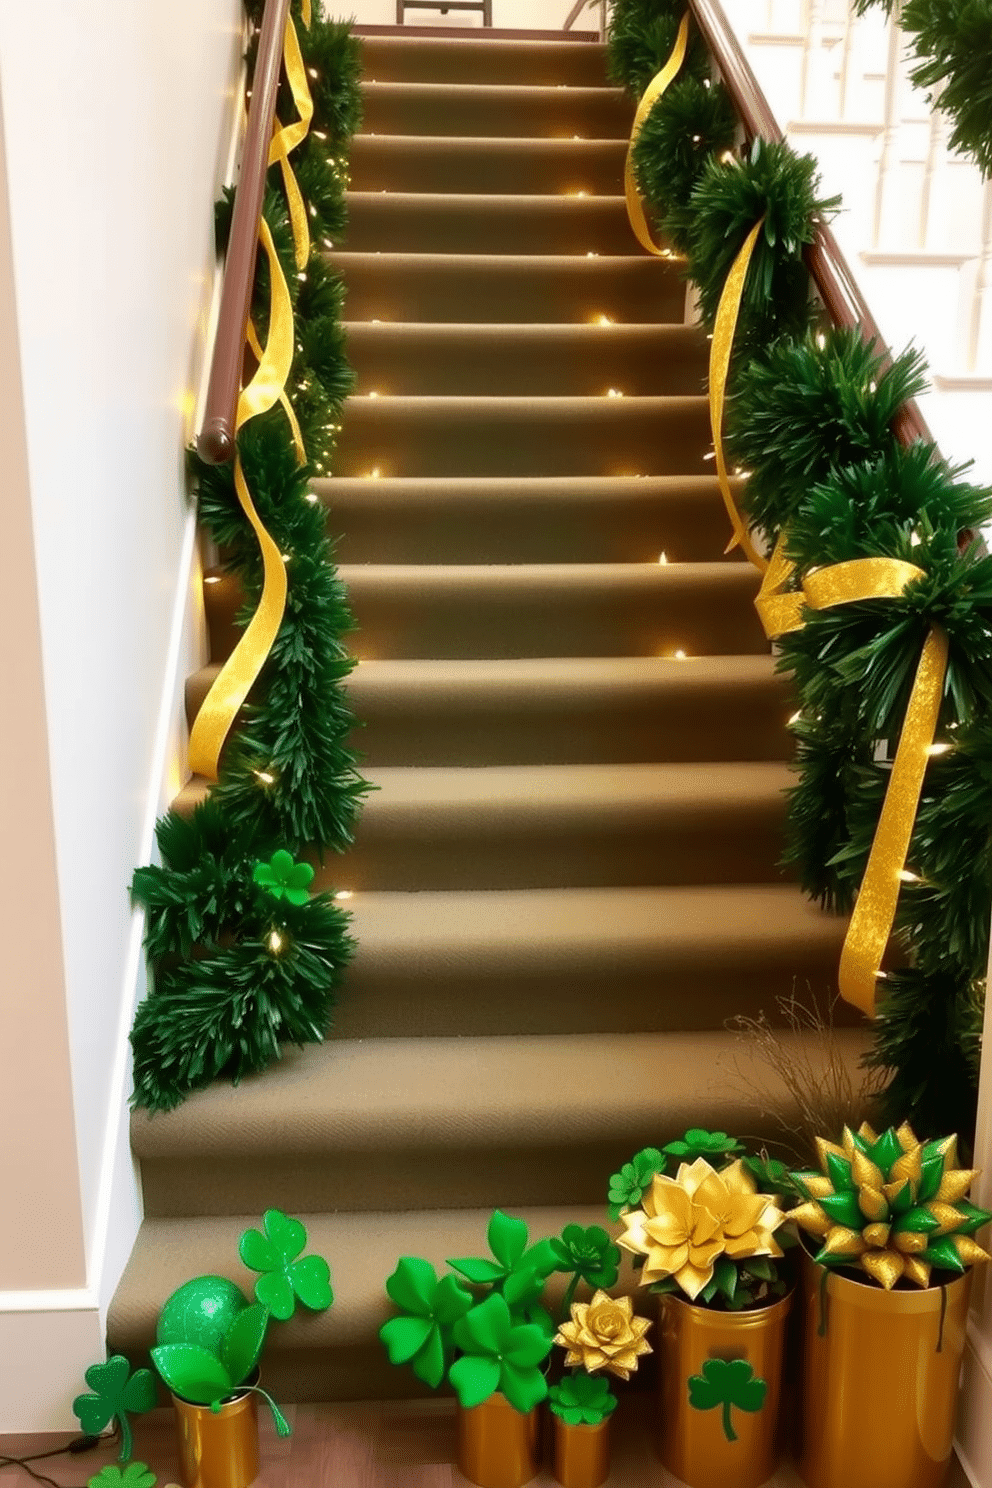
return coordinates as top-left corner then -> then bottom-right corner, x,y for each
0,1429 -> 114,1488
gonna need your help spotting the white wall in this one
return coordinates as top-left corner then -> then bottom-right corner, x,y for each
0,0 -> 242,1427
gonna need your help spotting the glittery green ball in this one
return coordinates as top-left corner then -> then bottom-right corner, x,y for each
156,1276 -> 250,1354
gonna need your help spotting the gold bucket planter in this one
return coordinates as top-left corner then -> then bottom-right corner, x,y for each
456,1392 -> 540,1488
551,1415 -> 610,1488
657,1288 -> 793,1488
798,1245 -> 972,1488
172,1387 -> 260,1488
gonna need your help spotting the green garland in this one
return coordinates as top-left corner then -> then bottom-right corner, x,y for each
726,328 -> 929,544
607,0 -> 990,1140
855,0 -> 992,178
686,138 -> 837,355
631,75 -> 737,254
607,0 -> 700,97
129,0 -> 366,1113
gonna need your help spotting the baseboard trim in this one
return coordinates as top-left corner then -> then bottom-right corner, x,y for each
956,1322 -> 992,1488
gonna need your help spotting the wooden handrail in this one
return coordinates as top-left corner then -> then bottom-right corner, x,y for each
197,0 -> 292,464
688,0 -> 933,448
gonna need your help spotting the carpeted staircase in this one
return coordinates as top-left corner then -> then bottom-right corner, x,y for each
108,27 -> 862,1404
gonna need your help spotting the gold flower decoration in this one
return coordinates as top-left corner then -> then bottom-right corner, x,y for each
553,1290 -> 652,1380
787,1121 -> 991,1291
617,1157 -> 786,1301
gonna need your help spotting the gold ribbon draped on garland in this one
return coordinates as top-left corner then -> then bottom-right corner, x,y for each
189,9 -> 314,781
623,14 -> 690,256
757,548 -> 949,1018
633,103 -> 949,1019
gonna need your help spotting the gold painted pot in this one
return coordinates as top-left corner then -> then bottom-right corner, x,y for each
552,1414 -> 610,1488
657,1288 -> 793,1488
456,1392 -> 540,1488
797,1246 -> 972,1488
171,1387 -> 259,1488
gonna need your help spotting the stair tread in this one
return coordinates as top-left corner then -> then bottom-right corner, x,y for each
130,1025 -> 859,1161
343,881 -> 839,944
357,759 -> 792,809
109,1203 -> 612,1351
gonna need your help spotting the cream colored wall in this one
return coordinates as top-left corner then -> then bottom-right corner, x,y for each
0,87 -> 87,1299
0,0 -> 242,1431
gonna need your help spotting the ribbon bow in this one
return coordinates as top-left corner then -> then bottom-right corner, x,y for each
758,542 -> 949,1017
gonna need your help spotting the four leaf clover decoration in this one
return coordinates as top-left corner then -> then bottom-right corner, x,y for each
380,1256 -> 473,1388
687,1357 -> 767,1442
252,850 -> 314,906
72,1356 -> 157,1463
239,1207 -> 334,1319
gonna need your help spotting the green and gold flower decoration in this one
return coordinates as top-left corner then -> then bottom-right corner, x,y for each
617,1157 -> 786,1301
788,1122 -> 992,1290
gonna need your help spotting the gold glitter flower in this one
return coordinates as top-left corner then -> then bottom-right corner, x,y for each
553,1290 -> 652,1380
788,1122 -> 992,1290
617,1157 -> 786,1300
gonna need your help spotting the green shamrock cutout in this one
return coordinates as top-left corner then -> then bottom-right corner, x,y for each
548,1371 -> 617,1426
687,1358 -> 767,1442
449,1293 -> 552,1413
449,1209 -> 558,1315
239,1208 -> 333,1320
88,1464 -> 157,1488
663,1129 -> 745,1164
252,851 -> 314,906
72,1356 -> 157,1462
607,1147 -> 665,1220
380,1257 -> 473,1388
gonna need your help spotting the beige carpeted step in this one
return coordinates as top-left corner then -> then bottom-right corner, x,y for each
107,1204 -> 619,1402
332,394 -> 710,478
330,251 -> 686,323
341,324 -> 706,397
333,884 -> 848,1038
185,654 -> 793,767
342,190 -> 644,255
330,761 -> 791,891
321,474 -> 736,564
340,562 -> 766,660
350,134 -> 627,195
360,36 -> 611,87
360,79 -> 633,139
131,1028 -> 862,1222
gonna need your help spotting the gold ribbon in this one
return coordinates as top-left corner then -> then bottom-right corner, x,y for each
709,217 -> 768,573
760,548 -> 948,1018
246,317 -> 306,464
188,216 -> 295,781
269,15 -> 314,270
624,14 -> 690,257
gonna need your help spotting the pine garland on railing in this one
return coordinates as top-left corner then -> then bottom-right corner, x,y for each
609,0 -> 991,1144
854,0 -> 992,180
129,0 -> 367,1113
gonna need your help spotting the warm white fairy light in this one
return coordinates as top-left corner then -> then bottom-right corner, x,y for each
673,649 -> 688,660
334,890 -> 354,901
898,869 -> 922,883
368,468 -> 381,479
305,492 -> 319,504
268,930 -> 285,954
816,332 -> 827,350
658,553 -> 668,564
595,315 -> 613,326
255,769 -> 276,785
927,742 -> 953,756
204,575 -> 222,585
788,710 -> 802,725
606,388 -> 623,397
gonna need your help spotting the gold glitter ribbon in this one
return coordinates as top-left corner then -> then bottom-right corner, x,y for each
246,318 -> 306,463
761,551 -> 948,1018
709,217 -> 768,573
269,14 -> 314,270
624,14 -> 689,257
188,216 -> 295,780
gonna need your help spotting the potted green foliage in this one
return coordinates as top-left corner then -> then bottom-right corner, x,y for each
788,1121 -> 991,1488
380,1209 -> 621,1488
150,1208 -> 332,1488
609,1129 -> 793,1488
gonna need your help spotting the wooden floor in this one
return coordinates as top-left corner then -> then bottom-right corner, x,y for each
0,1399 -> 973,1487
